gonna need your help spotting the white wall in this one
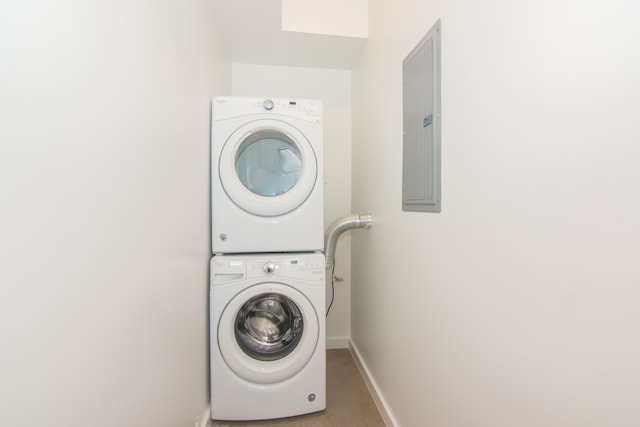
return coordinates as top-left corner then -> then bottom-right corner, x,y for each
0,2 -> 230,426
281,0 -> 368,38
351,1 -> 640,426
231,63 -> 353,347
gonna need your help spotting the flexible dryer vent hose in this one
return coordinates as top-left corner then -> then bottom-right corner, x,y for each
324,213 -> 373,269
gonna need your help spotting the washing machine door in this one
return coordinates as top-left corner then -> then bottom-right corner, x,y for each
218,282 -> 319,384
218,119 -> 318,217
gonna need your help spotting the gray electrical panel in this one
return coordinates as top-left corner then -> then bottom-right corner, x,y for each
402,20 -> 441,213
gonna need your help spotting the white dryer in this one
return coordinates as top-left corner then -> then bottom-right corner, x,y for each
210,253 -> 326,421
211,96 -> 324,254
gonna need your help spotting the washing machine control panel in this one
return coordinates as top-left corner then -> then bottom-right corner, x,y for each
247,255 -> 325,280
212,255 -> 325,281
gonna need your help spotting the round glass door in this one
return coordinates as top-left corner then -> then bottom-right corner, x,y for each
235,293 -> 303,361
218,283 -> 319,384
235,131 -> 303,198
219,119 -> 318,217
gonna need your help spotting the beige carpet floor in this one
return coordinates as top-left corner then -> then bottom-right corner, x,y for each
211,349 -> 385,427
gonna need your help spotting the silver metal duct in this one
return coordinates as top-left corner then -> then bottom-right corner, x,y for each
324,213 -> 373,269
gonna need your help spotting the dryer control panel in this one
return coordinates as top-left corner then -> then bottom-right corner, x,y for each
213,96 -> 322,121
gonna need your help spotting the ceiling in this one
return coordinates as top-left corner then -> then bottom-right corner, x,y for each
212,0 -> 367,69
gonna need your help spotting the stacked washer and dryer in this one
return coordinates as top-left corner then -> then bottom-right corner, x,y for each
210,97 -> 326,421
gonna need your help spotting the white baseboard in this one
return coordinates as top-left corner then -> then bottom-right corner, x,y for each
349,341 -> 399,427
326,336 -> 350,349
198,405 -> 211,427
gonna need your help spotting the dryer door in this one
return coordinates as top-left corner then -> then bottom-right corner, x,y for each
218,119 -> 318,217
218,282 -> 319,384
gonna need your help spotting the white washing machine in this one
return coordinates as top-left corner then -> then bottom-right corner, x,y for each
211,96 -> 324,254
210,253 -> 326,421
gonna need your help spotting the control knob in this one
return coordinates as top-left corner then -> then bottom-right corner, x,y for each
263,262 -> 276,273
